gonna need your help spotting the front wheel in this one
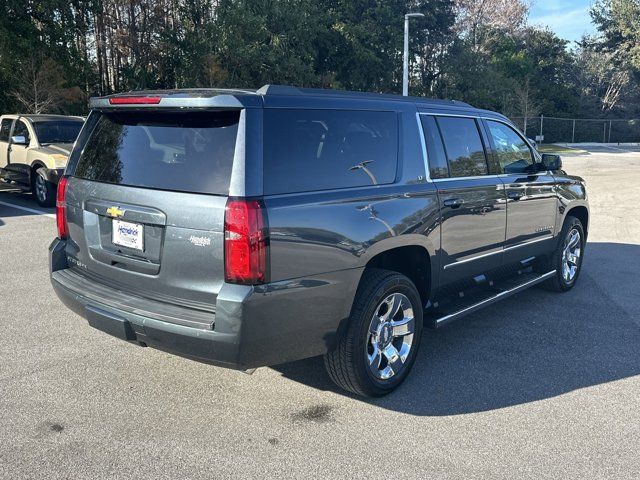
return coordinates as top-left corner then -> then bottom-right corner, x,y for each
541,216 -> 585,292
324,269 -> 423,397
32,168 -> 56,207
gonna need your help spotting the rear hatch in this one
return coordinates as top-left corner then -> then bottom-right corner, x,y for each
63,109 -> 240,313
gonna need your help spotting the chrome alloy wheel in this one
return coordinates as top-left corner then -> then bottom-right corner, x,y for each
562,228 -> 582,282
35,174 -> 47,203
366,293 -> 415,381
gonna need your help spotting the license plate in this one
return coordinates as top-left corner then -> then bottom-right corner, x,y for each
112,219 -> 144,251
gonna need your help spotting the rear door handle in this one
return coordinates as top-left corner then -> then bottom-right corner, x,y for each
443,198 -> 464,208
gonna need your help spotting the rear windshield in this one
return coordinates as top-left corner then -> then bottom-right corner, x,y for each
33,120 -> 83,144
74,110 -> 239,195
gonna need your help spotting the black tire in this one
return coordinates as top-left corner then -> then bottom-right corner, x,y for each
540,216 -> 585,292
32,168 -> 56,207
324,268 -> 423,397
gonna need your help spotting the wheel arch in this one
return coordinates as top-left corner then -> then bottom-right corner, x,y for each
565,205 -> 589,238
29,160 -> 48,185
30,159 -> 63,185
360,239 -> 433,306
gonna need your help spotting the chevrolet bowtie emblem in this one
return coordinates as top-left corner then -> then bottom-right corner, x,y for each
106,206 -> 125,218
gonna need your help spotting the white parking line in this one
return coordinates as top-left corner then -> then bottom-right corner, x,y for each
0,200 -> 56,219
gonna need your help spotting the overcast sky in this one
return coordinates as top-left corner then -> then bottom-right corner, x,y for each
529,0 -> 597,44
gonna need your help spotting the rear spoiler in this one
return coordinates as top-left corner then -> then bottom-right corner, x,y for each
89,91 -> 261,109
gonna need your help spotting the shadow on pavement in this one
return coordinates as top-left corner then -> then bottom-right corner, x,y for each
273,242 -> 640,415
0,186 -> 55,220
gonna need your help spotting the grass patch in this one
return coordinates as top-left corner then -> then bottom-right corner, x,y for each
537,144 -> 587,154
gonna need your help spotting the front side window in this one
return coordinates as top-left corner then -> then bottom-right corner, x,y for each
74,110 -> 239,195
0,119 -> 12,142
436,116 -> 488,178
12,120 -> 30,145
263,109 -> 398,194
487,120 -> 534,174
33,120 -> 83,145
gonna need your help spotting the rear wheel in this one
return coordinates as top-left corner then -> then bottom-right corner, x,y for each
324,269 -> 423,397
32,168 -> 56,207
541,216 -> 585,292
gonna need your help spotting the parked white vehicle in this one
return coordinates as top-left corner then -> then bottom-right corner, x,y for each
0,114 -> 84,206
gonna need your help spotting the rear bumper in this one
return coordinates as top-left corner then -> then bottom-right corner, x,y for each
49,238 -> 361,369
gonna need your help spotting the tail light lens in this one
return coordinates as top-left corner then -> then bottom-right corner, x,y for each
56,176 -> 69,239
224,199 -> 268,285
108,96 -> 161,105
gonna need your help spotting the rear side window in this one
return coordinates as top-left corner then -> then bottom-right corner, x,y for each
263,109 -> 398,194
74,111 -> 239,195
420,115 -> 449,179
435,117 -> 488,178
0,119 -> 12,142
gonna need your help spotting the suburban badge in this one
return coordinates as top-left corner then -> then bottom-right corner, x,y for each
189,235 -> 211,247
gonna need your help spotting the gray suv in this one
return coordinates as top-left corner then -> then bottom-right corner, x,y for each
50,86 -> 588,396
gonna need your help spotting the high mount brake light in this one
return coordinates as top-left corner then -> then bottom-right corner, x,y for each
56,176 -> 69,239
108,96 -> 162,105
224,199 -> 268,285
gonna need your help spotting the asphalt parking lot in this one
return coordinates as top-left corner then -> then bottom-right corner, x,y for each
1,146 -> 639,479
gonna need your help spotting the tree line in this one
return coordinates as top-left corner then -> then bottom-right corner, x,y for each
0,0 -> 639,122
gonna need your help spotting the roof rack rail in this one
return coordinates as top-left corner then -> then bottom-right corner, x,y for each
256,84 -> 472,107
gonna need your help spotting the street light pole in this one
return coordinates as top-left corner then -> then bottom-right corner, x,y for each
403,13 -> 424,96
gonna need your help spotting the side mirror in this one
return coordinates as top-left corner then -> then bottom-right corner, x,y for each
541,153 -> 562,171
11,135 -> 27,145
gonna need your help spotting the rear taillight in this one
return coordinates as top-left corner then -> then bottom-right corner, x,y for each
56,176 -> 69,239
224,199 -> 268,285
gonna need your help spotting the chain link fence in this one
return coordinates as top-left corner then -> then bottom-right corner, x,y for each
509,116 -> 640,144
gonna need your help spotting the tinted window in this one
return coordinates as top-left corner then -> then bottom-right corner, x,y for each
74,111 -> 239,195
0,119 -> 12,142
487,120 -> 534,174
12,120 -> 30,145
263,109 -> 398,194
420,115 -> 449,179
33,120 -> 83,144
436,117 -> 488,177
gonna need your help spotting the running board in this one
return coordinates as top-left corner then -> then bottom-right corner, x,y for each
427,270 -> 556,328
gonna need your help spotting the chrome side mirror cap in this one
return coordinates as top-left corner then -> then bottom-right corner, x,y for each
11,135 -> 27,145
